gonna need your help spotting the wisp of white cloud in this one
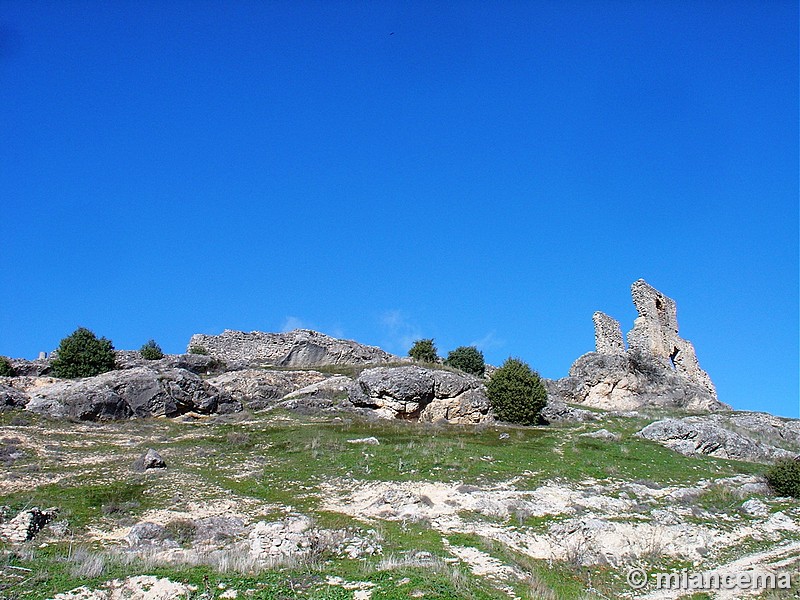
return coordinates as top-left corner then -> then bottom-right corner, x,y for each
281,316 -> 310,332
379,309 -> 423,355
469,330 -> 505,352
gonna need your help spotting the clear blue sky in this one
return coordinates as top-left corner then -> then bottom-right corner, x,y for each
1,1 -> 797,417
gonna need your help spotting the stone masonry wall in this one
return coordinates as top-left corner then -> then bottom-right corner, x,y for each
592,312 -> 625,354
626,280 -> 716,397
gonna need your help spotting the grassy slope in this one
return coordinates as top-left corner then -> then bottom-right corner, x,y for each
0,408 -> 787,600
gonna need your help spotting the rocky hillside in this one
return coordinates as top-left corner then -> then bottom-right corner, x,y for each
0,282 -> 797,599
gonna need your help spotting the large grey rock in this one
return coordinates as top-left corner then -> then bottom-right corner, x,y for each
0,384 -> 28,411
553,351 -> 727,412
206,369 -> 328,411
636,416 -> 798,463
8,358 -> 52,377
282,375 -> 352,401
721,412 -> 800,453
186,329 -> 399,368
25,367 -> 241,421
538,385 -> 601,423
349,366 -> 492,424
133,448 -> 166,472
127,522 -> 170,547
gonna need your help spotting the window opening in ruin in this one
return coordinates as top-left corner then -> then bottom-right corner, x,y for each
669,347 -> 679,370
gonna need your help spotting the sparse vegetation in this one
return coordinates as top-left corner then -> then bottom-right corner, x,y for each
51,327 -> 116,379
408,338 -> 438,363
0,437 -> 23,466
139,339 -> 164,360
445,345 -> 485,377
0,356 -> 13,377
165,518 -> 197,546
486,357 -> 547,425
188,345 -> 208,355
765,458 -> 800,498
0,408 -> 776,600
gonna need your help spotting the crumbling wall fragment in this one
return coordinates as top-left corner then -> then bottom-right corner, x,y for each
592,312 -> 625,354
627,280 -> 716,397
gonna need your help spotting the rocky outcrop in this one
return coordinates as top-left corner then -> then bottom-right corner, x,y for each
133,448 -> 167,472
553,351 -> 724,412
282,375 -> 352,401
24,367 -> 241,420
637,416 -> 799,463
126,515 -> 380,562
206,369 -> 329,411
0,507 -> 58,543
722,412 -> 800,452
248,516 -> 381,561
551,280 -> 726,412
8,357 -> 52,377
0,384 -> 28,411
538,393 -> 600,423
349,366 -> 492,424
187,329 -> 399,368
115,351 -> 226,375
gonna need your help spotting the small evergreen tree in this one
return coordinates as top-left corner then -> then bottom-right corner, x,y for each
486,357 -> 547,425
445,345 -> 485,377
766,458 -> 800,498
51,327 -> 116,379
408,339 -> 438,363
140,339 -> 165,360
0,357 -> 13,377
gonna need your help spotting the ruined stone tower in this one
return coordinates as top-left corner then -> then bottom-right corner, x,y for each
592,279 -> 717,400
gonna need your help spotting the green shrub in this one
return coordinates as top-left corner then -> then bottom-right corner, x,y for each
139,339 -> 164,360
409,339 -> 438,363
765,458 -> 800,498
0,357 -> 13,377
51,328 -> 116,379
486,357 -> 547,425
445,345 -> 485,377
188,345 -> 208,355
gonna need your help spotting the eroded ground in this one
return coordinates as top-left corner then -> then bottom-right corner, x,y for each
0,409 -> 797,600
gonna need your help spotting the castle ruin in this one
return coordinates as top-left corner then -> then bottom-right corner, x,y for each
593,279 -> 717,399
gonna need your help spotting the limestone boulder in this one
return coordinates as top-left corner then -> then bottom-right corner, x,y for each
133,448 -> 167,472
636,416 -> 798,463
552,352 -> 727,412
722,412 -> 800,453
0,507 -> 58,543
206,369 -> 328,411
349,366 -> 492,424
186,329 -> 399,368
8,358 -> 51,377
0,384 -> 28,411
25,367 -> 241,421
